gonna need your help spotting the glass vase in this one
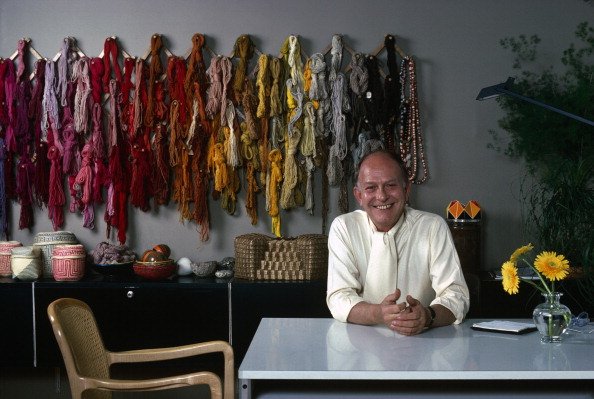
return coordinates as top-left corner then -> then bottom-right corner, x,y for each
532,292 -> 571,343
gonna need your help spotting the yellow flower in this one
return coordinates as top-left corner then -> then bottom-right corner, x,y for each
534,251 -> 570,281
501,261 -> 520,294
509,243 -> 534,263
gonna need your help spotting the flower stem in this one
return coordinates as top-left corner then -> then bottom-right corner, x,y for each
520,278 -> 547,294
521,258 -> 552,295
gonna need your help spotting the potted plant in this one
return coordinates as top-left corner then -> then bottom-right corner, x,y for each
489,22 -> 594,306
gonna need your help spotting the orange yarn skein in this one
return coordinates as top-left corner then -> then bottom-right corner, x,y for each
267,148 -> 283,237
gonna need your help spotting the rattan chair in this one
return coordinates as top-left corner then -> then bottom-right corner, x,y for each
47,298 -> 234,399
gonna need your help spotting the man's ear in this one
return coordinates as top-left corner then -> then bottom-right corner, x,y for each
404,181 -> 412,204
353,185 -> 362,205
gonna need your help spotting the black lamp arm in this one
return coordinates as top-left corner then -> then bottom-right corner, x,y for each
477,77 -> 594,127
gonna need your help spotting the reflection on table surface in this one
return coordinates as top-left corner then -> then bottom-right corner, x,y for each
239,318 -> 594,380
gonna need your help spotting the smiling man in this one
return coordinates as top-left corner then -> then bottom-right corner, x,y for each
326,150 -> 469,335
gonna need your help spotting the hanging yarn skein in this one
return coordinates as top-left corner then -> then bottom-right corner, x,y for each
73,143 -> 95,228
152,122 -> 170,206
13,40 -> 35,229
223,100 -> 240,168
72,57 -> 91,134
47,139 -> 65,231
0,32 -> 427,240
89,57 -> 104,106
41,61 -> 61,139
0,60 -> 10,129
364,55 -> 384,137
232,34 -> 255,102
382,34 -> 401,152
255,53 -> 270,177
283,35 -> 304,135
2,60 -> 17,201
348,52 -> 368,127
267,148 -> 283,237
189,58 -> 211,240
145,34 -> 163,128
280,124 -> 301,210
241,77 -> 260,142
119,57 -> 135,135
29,59 -> 49,208
14,40 -> 32,157
3,58 -> 17,154
90,103 -> 108,204
219,57 -> 233,126
102,37 -> 122,93
205,56 -> 223,120
185,33 -> 208,106
184,34 -> 210,239
105,79 -> 129,244
0,139 -> 7,239
326,35 -> 347,187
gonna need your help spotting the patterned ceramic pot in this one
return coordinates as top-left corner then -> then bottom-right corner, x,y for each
52,244 -> 86,281
11,246 -> 42,281
0,241 -> 22,277
33,231 -> 78,278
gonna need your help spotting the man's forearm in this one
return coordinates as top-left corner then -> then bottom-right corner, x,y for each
426,304 -> 455,328
347,301 -> 383,325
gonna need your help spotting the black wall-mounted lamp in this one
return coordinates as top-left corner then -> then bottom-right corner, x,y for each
476,77 -> 594,127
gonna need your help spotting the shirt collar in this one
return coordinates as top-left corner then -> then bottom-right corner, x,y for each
367,207 -> 407,237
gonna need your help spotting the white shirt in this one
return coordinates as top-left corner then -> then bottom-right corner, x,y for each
326,207 -> 470,323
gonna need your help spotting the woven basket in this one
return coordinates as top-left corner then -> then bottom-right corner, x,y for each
234,233 -> 328,281
33,231 -> 78,278
52,244 -> 86,281
0,241 -> 22,277
11,246 -> 42,281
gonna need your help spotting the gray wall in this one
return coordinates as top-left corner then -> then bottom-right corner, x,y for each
1,0 -> 592,270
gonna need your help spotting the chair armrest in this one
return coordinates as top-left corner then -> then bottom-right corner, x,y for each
79,371 -> 222,395
107,340 -> 232,364
107,340 -> 234,399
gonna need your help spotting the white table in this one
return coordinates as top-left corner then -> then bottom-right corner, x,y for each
238,318 -> 594,398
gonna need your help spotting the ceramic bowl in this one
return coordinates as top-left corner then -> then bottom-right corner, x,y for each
133,260 -> 176,280
93,261 -> 134,276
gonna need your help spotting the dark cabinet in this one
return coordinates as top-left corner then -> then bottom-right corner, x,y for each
2,274 -> 331,369
35,276 -> 229,367
231,279 -> 331,364
0,279 -> 33,366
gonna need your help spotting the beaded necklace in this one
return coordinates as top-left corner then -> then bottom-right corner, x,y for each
398,57 -> 428,184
